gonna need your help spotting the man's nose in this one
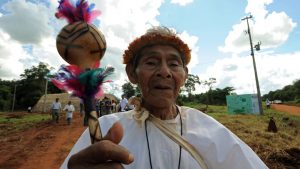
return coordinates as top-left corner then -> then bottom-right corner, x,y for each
156,63 -> 172,78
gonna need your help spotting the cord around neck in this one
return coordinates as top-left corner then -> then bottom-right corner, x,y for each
145,106 -> 183,169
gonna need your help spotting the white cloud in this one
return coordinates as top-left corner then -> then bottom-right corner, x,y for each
198,52 -> 300,95
245,0 -> 273,19
179,31 -> 199,70
0,0 -> 54,44
0,0 -> 165,82
31,37 -> 66,67
171,0 -> 193,6
219,0 -> 297,54
0,30 -> 32,80
0,0 -> 61,80
212,0 -> 300,96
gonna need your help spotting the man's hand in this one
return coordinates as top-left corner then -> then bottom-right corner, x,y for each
68,122 -> 134,169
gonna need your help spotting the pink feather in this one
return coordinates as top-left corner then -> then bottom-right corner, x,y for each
55,0 -> 101,24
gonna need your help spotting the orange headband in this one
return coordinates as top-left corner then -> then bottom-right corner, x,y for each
123,27 -> 191,65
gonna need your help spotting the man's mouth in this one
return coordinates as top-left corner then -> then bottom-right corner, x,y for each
154,85 -> 172,90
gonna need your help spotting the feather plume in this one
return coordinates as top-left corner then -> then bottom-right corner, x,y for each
55,0 -> 101,24
51,64 -> 114,99
51,65 -> 85,97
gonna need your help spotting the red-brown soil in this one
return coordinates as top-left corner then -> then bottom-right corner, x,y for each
271,104 -> 300,116
0,113 -> 86,169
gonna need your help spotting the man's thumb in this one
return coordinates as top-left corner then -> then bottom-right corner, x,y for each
103,122 -> 124,144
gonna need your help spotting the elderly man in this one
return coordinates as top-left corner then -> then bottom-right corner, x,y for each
61,27 -> 268,169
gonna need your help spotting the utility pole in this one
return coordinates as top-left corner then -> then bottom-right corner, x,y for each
241,15 -> 263,115
43,78 -> 48,113
11,83 -> 17,112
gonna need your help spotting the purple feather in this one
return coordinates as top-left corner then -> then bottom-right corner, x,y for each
55,0 -> 101,24
51,64 -> 114,99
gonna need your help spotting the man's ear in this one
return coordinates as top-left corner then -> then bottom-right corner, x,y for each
126,64 -> 138,84
180,66 -> 189,88
184,66 -> 189,80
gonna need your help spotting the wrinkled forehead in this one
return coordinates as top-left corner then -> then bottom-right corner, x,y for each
133,44 -> 185,68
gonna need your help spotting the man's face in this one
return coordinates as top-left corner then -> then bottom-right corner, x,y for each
130,45 -> 188,108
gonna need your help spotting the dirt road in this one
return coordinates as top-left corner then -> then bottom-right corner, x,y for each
271,104 -> 300,116
0,113 -> 86,169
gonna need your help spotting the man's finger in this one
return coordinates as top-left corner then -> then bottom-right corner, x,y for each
68,161 -> 125,169
102,122 -> 124,144
70,140 -> 134,165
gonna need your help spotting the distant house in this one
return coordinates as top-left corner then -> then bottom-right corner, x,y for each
33,93 -> 118,113
226,94 -> 260,115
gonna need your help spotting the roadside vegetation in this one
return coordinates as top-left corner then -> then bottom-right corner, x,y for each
186,102 -> 300,169
0,112 -> 51,136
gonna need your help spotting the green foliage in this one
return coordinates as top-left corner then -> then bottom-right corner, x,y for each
183,74 -> 201,95
178,86 -> 234,105
0,80 -> 13,111
0,112 -> 51,135
185,102 -> 300,167
122,82 -> 136,98
263,79 -> 300,102
20,62 -> 50,80
0,62 -> 61,111
9,62 -> 51,109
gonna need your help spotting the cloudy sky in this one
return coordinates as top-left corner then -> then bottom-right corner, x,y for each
0,0 -> 299,97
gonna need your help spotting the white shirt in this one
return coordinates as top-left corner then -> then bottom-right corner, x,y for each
63,104 -> 75,112
60,106 -> 268,169
64,104 -> 75,118
120,98 -> 128,111
51,101 -> 61,110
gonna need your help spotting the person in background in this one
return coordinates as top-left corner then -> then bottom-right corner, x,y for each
95,100 -> 101,117
27,106 -> 32,113
120,95 -> 128,112
105,99 -> 112,114
51,98 -> 61,123
126,97 -> 135,110
79,99 -> 84,117
111,100 -> 117,113
266,98 -> 271,109
63,101 -> 75,125
101,97 -> 112,115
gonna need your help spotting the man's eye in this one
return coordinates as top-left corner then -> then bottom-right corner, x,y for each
169,62 -> 180,67
146,61 -> 156,65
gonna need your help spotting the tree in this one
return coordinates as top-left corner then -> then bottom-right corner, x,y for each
122,82 -> 136,99
14,62 -> 53,110
263,79 -> 300,102
179,86 -> 235,106
207,87 -> 235,105
293,79 -> 300,99
184,74 -> 201,95
202,78 -> 216,105
20,62 -> 50,80
0,80 -> 13,111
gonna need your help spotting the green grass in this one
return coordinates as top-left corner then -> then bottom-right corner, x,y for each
0,112 -> 51,135
185,102 -> 300,168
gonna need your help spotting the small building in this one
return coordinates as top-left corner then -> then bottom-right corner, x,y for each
226,94 -> 260,114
